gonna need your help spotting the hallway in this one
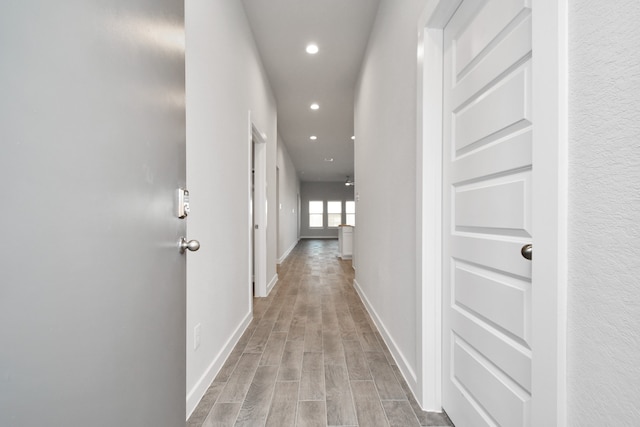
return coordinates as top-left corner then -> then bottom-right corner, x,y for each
187,239 -> 453,427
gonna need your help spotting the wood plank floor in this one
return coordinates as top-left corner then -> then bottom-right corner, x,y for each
187,239 -> 453,427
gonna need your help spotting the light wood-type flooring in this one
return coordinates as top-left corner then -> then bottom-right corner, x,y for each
187,239 -> 453,427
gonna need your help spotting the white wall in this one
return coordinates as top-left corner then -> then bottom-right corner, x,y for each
185,0 -> 278,417
353,0 -> 425,400
277,136 -> 301,263
567,1 -> 640,424
300,182 -> 355,238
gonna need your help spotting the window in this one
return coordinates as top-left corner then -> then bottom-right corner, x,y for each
346,201 -> 355,226
327,201 -> 342,227
309,201 -> 323,228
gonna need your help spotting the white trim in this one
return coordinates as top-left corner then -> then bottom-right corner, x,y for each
353,279 -> 418,387
299,236 -> 338,240
416,0 -> 462,412
247,113 -> 253,310
531,1 -> 568,425
186,310 -> 252,419
267,273 -> 278,295
416,0 -> 568,424
277,239 -> 299,264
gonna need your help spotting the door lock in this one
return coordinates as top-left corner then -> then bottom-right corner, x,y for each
177,188 -> 190,218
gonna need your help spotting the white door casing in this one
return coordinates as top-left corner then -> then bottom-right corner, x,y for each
250,118 -> 268,298
416,0 -> 567,425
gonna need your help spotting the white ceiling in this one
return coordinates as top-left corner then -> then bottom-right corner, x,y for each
241,0 -> 381,182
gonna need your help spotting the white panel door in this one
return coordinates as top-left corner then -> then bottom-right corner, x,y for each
442,0 -> 533,426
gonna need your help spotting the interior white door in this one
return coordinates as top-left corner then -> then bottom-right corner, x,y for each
442,0 -> 533,426
0,1 -> 187,425
252,126 -> 268,297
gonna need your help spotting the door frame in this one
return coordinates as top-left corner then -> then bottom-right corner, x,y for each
249,113 -> 268,298
276,166 -> 280,259
415,0 -> 568,425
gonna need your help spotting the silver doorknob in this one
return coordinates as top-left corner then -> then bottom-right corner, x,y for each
179,237 -> 200,253
521,244 -> 532,260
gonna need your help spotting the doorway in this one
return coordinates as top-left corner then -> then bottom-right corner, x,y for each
416,0 -> 567,425
250,117 -> 268,298
276,166 -> 280,260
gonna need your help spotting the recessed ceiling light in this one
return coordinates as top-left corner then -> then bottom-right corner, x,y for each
310,103 -> 319,110
351,135 -> 355,140
306,44 -> 319,54
324,158 -> 334,162
310,136 -> 317,140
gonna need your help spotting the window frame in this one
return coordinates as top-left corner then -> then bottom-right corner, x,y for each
308,200 -> 324,228
345,200 -> 355,226
327,200 -> 343,228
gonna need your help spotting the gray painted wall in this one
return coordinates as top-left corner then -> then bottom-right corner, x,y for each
567,1 -> 640,424
300,182 -> 355,238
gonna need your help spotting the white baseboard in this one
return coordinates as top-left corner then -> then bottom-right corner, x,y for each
277,239 -> 299,264
186,310 -> 252,419
353,279 -> 419,393
300,236 -> 338,239
267,273 -> 278,295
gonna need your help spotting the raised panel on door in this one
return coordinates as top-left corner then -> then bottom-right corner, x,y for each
442,0 -> 533,425
454,0 -> 531,78
453,63 -> 531,154
452,335 -> 531,426
454,169 -> 531,234
453,261 -> 531,344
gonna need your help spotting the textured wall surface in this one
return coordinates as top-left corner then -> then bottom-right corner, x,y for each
568,0 -> 640,424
